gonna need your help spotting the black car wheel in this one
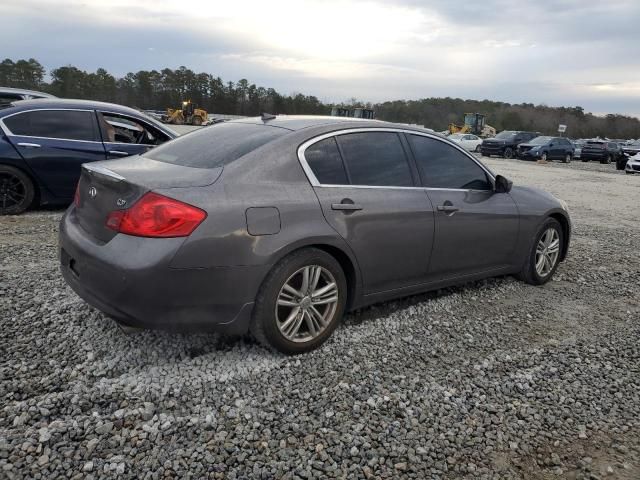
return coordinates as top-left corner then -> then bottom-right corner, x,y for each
601,154 -> 612,165
616,158 -> 627,170
0,165 -> 35,215
541,152 -> 548,162
563,153 -> 572,163
503,147 -> 514,159
475,144 -> 481,153
250,248 -> 347,354
581,158 -> 589,162
517,217 -> 563,286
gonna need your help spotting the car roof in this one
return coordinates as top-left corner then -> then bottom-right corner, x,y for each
2,98 -> 147,116
0,99 -> 178,138
0,87 -> 56,98
229,115 -> 433,134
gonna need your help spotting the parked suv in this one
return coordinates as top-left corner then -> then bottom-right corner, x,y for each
580,140 -> 625,167
481,131 -> 540,159
517,136 -> 574,163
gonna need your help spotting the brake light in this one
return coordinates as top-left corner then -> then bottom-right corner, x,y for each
73,183 -> 80,207
106,192 -> 206,238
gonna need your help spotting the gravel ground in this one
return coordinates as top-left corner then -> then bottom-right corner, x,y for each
0,158 -> 638,479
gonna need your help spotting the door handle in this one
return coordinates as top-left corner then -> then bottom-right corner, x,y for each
437,205 -> 459,214
108,150 -> 130,157
331,201 -> 362,212
17,142 -> 41,148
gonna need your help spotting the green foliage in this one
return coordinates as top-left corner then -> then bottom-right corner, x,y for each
2,58 -> 639,138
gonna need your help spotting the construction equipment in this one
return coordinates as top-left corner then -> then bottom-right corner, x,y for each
448,113 -> 496,138
330,107 -> 375,119
162,100 -> 208,126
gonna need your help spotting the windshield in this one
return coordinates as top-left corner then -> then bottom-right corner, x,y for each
495,131 -> 516,140
144,122 -> 288,168
529,136 -> 553,145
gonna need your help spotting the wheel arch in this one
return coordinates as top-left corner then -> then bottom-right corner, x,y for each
548,212 -> 570,261
266,239 -> 362,312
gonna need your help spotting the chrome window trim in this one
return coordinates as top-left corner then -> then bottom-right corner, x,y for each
297,127 -> 496,192
0,108 -> 101,143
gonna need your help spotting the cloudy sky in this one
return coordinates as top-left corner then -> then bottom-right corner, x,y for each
4,0 -> 640,116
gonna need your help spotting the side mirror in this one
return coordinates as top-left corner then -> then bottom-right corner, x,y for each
495,174 -> 513,193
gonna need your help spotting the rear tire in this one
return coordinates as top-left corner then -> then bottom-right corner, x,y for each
540,152 -> 548,162
563,153 -> 572,163
0,165 -> 35,215
503,147 -> 514,159
516,218 -> 563,286
475,144 -> 481,153
601,154 -> 612,165
250,248 -> 347,354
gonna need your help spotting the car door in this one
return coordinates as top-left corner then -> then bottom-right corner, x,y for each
405,133 -> 519,279
2,109 -> 106,198
300,130 -> 435,294
96,111 -> 170,159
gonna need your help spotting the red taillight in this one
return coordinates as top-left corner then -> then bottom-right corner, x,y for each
73,182 -> 80,207
106,192 -> 206,238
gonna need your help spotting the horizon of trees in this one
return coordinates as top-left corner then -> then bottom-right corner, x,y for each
2,58 -> 639,139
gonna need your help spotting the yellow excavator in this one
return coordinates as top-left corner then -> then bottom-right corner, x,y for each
162,100 -> 208,126
448,113 -> 496,138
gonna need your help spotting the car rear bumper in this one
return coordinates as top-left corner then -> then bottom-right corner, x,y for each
59,208 -> 266,334
580,152 -> 606,161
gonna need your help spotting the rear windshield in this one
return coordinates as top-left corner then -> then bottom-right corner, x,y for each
144,122 -> 288,168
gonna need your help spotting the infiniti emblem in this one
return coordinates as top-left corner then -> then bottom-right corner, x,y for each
88,186 -> 97,198
116,198 -> 127,207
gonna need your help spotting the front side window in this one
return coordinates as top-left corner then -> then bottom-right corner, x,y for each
98,112 -> 169,146
408,134 -> 492,190
336,132 -> 413,187
305,137 -> 348,185
4,110 -> 96,141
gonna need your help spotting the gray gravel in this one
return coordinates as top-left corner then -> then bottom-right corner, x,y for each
1,157 -> 639,479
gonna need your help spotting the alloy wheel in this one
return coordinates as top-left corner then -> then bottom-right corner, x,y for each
535,228 -> 560,277
275,265 -> 339,343
0,172 -> 27,212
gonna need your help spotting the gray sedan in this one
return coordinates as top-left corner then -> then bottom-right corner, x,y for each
59,116 -> 571,354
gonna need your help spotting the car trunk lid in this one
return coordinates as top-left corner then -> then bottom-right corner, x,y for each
75,158 -> 221,243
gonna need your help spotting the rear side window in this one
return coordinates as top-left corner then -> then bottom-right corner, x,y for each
145,122 -> 287,168
305,137 -> 348,184
336,132 -> 413,187
4,110 -> 96,141
408,134 -> 492,190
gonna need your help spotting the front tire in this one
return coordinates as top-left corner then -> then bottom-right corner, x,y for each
517,218 -> 563,286
0,165 -> 35,215
503,147 -> 514,159
540,152 -> 548,162
475,144 -> 481,153
563,153 -> 572,163
250,248 -> 347,354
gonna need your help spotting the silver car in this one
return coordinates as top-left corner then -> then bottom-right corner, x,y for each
625,153 -> 640,174
59,116 -> 571,354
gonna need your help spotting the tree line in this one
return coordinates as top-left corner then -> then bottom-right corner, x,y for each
2,58 -> 639,139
